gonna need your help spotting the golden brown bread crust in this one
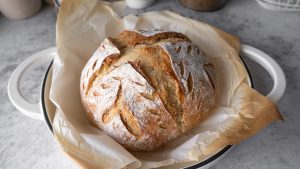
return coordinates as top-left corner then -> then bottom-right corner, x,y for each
80,30 -> 216,151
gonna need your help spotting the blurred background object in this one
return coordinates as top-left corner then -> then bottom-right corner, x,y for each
0,0 -> 42,19
256,0 -> 300,11
179,0 -> 227,11
125,0 -> 156,9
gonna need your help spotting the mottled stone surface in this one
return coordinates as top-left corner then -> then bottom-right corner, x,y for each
0,0 -> 299,168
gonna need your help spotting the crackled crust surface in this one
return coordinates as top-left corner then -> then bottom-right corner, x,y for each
80,30 -> 216,151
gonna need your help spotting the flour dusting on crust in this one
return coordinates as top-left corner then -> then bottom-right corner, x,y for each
80,30 -> 216,151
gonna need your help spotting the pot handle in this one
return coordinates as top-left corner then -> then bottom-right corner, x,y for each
7,48 -> 56,120
241,45 -> 286,104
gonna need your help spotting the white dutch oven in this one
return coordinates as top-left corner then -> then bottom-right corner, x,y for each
7,45 -> 286,169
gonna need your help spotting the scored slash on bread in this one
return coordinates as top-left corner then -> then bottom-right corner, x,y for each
80,30 -> 216,151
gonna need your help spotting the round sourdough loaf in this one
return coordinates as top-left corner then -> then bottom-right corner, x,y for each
80,30 -> 216,151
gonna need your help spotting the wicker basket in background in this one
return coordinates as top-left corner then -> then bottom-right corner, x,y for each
256,0 -> 300,11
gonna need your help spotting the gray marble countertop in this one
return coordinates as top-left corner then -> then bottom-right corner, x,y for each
1,0 -> 299,168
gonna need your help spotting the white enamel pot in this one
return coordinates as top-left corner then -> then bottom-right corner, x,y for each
7,45 -> 286,169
